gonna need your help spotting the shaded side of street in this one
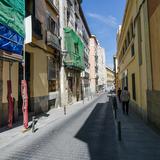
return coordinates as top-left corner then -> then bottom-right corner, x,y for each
115,97 -> 160,160
75,99 -> 118,160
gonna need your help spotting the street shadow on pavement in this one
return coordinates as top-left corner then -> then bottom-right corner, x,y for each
75,100 -> 118,160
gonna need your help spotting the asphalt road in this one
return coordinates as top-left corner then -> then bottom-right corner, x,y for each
0,94 -> 118,160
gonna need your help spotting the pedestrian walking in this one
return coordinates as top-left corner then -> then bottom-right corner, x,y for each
120,86 -> 130,115
117,87 -> 122,102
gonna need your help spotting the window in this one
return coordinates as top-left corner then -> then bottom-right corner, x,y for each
127,31 -> 130,45
125,39 -> 127,51
74,43 -> 79,54
123,47 -> 125,55
138,15 -> 142,65
132,73 -> 136,100
131,21 -> 134,38
48,58 -> 59,92
131,43 -> 135,57
25,0 -> 35,17
47,16 -> 59,36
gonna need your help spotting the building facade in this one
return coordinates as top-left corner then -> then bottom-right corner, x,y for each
97,45 -> 106,92
116,0 -> 152,122
89,35 -> 98,95
0,1 -> 25,126
106,66 -> 115,91
113,55 -> 119,93
147,0 -> 160,129
59,0 -> 90,105
24,0 -> 61,116
79,6 -> 91,99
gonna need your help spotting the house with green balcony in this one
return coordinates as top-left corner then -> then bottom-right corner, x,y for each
64,27 -> 85,104
64,27 -> 84,70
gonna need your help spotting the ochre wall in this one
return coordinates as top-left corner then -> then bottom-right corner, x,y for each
2,62 -> 18,103
117,0 -> 150,119
149,4 -> 160,90
26,45 -> 48,98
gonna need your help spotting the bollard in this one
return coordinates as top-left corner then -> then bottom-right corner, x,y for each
64,105 -> 66,115
32,116 -> 35,133
112,96 -> 117,119
83,98 -> 84,104
114,108 -> 117,119
117,121 -> 121,141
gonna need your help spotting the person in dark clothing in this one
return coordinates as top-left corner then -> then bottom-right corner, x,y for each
117,88 -> 122,102
120,86 -> 130,115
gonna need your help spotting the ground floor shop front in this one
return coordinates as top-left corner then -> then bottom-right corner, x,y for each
0,44 -> 61,127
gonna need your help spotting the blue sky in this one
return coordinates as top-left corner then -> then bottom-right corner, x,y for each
82,0 -> 126,69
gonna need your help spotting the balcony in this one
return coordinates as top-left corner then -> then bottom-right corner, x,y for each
46,0 -> 59,15
64,52 -> 84,70
46,31 -> 60,50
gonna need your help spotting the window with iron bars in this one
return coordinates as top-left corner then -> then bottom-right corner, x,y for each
47,16 -> 59,36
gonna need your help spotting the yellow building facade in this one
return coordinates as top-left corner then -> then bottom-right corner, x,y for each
117,0 -> 160,129
24,0 -> 60,115
117,0 -> 151,120
147,0 -> 160,129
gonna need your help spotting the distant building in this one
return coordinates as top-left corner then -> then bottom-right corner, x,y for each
106,66 -> 115,91
97,45 -> 106,91
113,55 -> 119,93
89,35 -> 98,95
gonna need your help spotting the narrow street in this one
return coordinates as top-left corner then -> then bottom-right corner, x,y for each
1,0 -> 160,160
0,94 -> 118,160
1,93 -> 160,160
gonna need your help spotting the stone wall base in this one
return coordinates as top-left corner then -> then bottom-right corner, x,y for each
30,96 -> 49,115
147,90 -> 160,130
130,100 -> 147,121
1,101 -> 18,127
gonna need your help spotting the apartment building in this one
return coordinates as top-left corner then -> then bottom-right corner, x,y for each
89,35 -> 98,94
97,46 -> 106,91
117,0 -> 160,128
116,0 -> 151,120
79,6 -> 91,99
24,0 -> 61,115
59,0 -> 90,105
106,66 -> 115,91
117,0 -> 160,129
147,0 -> 160,129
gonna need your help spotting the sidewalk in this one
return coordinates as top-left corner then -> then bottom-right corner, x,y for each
114,98 -> 160,160
0,95 -> 99,149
